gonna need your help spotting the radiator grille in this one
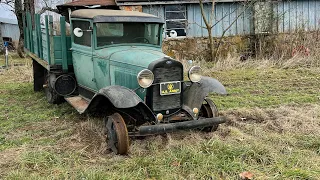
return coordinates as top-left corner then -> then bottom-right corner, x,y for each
152,66 -> 182,111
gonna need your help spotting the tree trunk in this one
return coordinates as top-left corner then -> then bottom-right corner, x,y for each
24,0 -> 35,26
0,24 -> 4,54
207,27 -> 215,62
15,0 -> 25,58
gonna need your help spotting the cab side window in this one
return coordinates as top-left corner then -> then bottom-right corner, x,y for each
72,21 -> 91,46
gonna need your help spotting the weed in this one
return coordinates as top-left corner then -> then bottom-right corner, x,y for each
0,55 -> 319,179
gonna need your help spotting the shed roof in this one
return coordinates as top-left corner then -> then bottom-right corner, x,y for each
116,0 -> 247,5
0,4 -> 18,25
0,17 -> 18,25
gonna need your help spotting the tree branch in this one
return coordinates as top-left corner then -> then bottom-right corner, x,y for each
214,0 -> 256,59
209,0 -> 215,24
0,0 -> 15,9
38,7 -> 59,14
199,0 -> 212,29
211,3 -> 241,28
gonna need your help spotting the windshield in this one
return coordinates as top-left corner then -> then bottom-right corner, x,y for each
96,22 -> 161,47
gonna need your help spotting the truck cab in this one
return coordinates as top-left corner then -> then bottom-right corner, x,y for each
70,10 -> 164,100
26,9 -> 227,155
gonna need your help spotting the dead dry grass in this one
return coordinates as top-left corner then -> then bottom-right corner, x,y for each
198,54 -> 320,74
1,54 -> 320,179
0,63 -> 33,83
223,104 -> 320,134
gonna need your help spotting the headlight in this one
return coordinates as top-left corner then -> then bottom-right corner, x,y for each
188,66 -> 202,82
137,69 -> 154,88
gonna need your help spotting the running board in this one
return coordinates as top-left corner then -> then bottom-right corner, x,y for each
65,96 -> 89,114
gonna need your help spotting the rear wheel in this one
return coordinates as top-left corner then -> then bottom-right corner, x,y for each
105,113 -> 129,155
199,98 -> 219,132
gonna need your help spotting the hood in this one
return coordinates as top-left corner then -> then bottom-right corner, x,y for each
95,46 -> 167,68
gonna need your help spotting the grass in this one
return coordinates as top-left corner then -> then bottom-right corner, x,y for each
0,54 -> 320,179
211,68 -> 320,110
0,53 -> 28,67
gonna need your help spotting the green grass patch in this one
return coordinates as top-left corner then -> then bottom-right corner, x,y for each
1,64 -> 320,179
210,68 -> 320,110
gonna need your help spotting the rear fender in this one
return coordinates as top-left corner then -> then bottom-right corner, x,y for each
182,76 -> 227,118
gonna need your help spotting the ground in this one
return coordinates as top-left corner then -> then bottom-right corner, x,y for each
0,55 -> 319,179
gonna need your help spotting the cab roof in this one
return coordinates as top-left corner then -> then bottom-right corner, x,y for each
71,9 -> 164,23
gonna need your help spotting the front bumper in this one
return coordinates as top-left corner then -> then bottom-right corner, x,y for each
130,117 -> 226,136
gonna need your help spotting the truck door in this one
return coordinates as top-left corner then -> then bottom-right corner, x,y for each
71,20 -> 97,97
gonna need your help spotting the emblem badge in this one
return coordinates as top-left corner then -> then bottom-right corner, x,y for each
166,61 -> 172,65
167,83 -> 174,91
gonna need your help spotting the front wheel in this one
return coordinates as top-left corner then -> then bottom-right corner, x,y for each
105,113 -> 129,155
199,98 -> 219,132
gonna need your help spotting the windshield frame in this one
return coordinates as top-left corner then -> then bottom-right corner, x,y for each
94,22 -> 163,50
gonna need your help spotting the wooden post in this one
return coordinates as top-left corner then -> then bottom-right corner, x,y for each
27,12 -> 34,53
36,14 -> 43,59
60,16 -> 68,72
49,15 -> 55,65
45,15 -> 51,65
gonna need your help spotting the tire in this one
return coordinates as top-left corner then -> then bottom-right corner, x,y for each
199,98 -> 219,132
106,113 -> 129,155
32,60 -> 45,92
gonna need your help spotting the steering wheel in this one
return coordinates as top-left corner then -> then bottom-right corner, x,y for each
132,37 -> 150,43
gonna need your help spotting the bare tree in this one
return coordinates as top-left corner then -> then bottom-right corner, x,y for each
198,0 -> 216,62
0,0 -> 35,57
198,0 -> 255,62
24,0 -> 35,23
37,0 -> 59,14
0,24 -> 3,54
15,0 -> 24,57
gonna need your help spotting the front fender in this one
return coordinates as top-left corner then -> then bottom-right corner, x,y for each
95,85 -> 143,108
83,86 -> 156,124
182,76 -> 227,118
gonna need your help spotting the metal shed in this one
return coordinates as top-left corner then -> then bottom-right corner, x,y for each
116,0 -> 320,38
0,4 -> 20,42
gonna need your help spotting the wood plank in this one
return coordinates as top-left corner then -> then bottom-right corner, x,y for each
45,15 -> 51,64
36,14 -> 43,59
49,16 -> 55,65
60,16 -> 68,72
26,50 -> 50,70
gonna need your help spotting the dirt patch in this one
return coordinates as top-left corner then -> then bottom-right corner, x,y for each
0,148 -> 23,177
223,104 -> 320,134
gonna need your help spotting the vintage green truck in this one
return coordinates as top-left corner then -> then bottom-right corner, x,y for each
24,9 -> 227,154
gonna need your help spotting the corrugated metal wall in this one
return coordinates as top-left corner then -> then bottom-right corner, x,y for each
187,3 -> 253,37
274,0 -> 320,33
0,23 -> 20,40
143,2 -> 253,37
143,0 -> 320,38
